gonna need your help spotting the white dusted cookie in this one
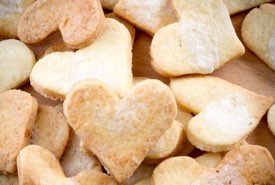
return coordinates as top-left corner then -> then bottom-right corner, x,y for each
242,4 -> 275,71
152,144 -> 274,185
223,0 -> 273,15
170,76 -> 273,152
30,105 -> 70,159
0,39 -> 35,93
17,145 -> 117,185
114,0 -> 177,35
30,18 -> 133,101
151,0 -> 245,77
60,130 -> 102,177
0,0 -> 35,38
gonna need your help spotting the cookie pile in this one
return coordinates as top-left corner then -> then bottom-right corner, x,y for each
0,0 -> 275,185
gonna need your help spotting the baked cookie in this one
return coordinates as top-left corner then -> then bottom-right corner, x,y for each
30,105 -> 70,159
114,0 -> 177,35
0,0 -> 35,38
0,90 -> 38,173
105,13 -> 136,44
153,144 -> 274,185
151,0 -> 245,77
18,0 -> 105,49
64,79 -> 177,183
242,4 -> 275,71
0,39 -> 35,93
30,18 -> 133,101
223,0 -> 273,15
170,76 -> 273,152
17,145 -> 117,185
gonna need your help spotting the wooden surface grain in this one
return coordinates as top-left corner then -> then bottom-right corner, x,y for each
21,7 -> 275,157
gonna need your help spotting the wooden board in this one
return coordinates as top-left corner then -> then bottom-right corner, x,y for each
20,7 -> 275,158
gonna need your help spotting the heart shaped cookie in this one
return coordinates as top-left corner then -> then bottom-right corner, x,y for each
0,0 -> 35,38
18,0 -> 105,49
17,145 -> 117,185
0,90 -> 38,173
114,0 -> 177,35
30,18 -> 133,101
0,39 -> 35,93
151,0 -> 245,77
153,144 -> 274,185
64,79 -> 177,183
170,75 -> 273,152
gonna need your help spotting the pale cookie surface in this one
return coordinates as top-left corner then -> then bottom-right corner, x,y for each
18,0 -> 105,49
170,76 -> 273,152
195,153 -> 222,168
0,39 -> 35,93
242,4 -> 275,71
30,105 -> 70,159
30,18 -> 133,101
114,0 -> 177,35
0,174 -> 19,185
152,144 -> 274,185
60,130 -> 102,177
17,145 -> 117,185
268,104 -> 275,136
145,121 -> 186,164
125,164 -> 155,185
151,0 -> 244,77
0,0 -> 35,38
0,90 -> 38,173
64,79 -> 177,183
223,0 -> 273,15
105,13 -> 136,44
101,0 -> 119,10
